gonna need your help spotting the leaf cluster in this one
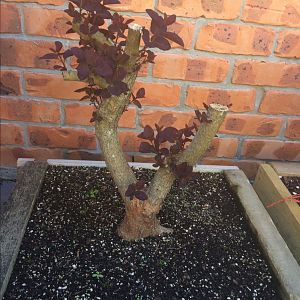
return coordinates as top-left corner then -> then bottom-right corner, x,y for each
41,2 -> 184,113
137,107 -> 217,184
125,180 -> 148,201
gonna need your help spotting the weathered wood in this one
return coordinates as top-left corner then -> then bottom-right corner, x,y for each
0,161 -> 48,299
253,164 -> 300,266
270,162 -> 300,177
225,169 -> 300,300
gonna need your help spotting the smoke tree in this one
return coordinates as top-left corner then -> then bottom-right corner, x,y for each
42,0 -> 229,241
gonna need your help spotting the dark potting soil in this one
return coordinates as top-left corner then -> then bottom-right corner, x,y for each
4,166 -> 280,300
282,176 -> 300,206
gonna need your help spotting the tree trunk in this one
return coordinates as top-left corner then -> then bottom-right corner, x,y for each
117,199 -> 172,241
62,19 -> 229,241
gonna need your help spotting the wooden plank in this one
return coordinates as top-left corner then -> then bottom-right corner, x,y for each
225,169 -> 300,300
0,161 -> 48,299
253,164 -> 300,266
270,162 -> 300,177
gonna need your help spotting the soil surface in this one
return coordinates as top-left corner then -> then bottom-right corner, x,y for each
282,176 -> 300,206
4,166 -> 280,300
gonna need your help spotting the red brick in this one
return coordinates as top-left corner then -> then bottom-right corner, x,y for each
157,0 -> 242,19
275,30 -> 300,58
259,91 -> 300,115
132,81 -> 180,107
64,103 -> 136,128
242,0 -> 300,28
196,23 -> 275,56
186,87 -> 256,112
118,131 -> 140,152
126,16 -> 195,49
28,126 -> 96,149
0,124 -> 24,145
0,98 -> 60,123
0,146 -> 63,167
220,114 -> 283,137
0,39 -> 61,69
242,139 -> 300,161
205,138 -> 238,158
0,70 -> 22,95
153,54 -> 229,83
140,110 -> 194,129
25,73 -> 85,100
285,119 -> 300,139
0,4 -> 21,33
109,0 -> 154,12
24,7 -> 78,39
232,60 -> 300,88
201,158 -> 261,179
4,0 -> 64,5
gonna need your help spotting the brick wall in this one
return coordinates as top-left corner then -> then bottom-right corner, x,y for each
0,0 -> 299,178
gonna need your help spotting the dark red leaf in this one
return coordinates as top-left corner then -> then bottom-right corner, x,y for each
134,190 -> 148,201
203,102 -> 209,110
53,65 -> 66,70
55,41 -> 63,52
159,148 -> 169,156
138,125 -> 154,140
139,142 -> 155,153
151,36 -> 171,51
66,28 -> 75,34
195,110 -> 202,121
146,9 -> 162,23
136,88 -> 145,99
125,18 -> 134,25
170,144 -> 180,154
74,87 -> 87,93
80,23 -> 89,35
125,183 -> 135,196
77,63 -> 90,80
165,14 -> 176,25
40,53 -> 59,60
133,99 -> 142,109
163,31 -> 184,47
142,28 -> 150,46
135,180 -> 145,190
108,81 -> 128,96
103,0 -> 120,4
94,60 -> 113,78
63,49 -> 73,59
161,127 -> 178,143
81,95 -> 90,101
146,50 -> 156,63
155,123 -> 163,132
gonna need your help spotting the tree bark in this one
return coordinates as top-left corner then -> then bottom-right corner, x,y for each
117,199 -> 172,241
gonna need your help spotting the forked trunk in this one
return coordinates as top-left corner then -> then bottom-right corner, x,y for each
117,200 -> 172,241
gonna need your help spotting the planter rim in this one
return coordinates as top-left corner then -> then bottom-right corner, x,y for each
5,158 -> 300,300
17,158 -> 239,171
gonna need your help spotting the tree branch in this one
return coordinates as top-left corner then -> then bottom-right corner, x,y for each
63,70 -> 109,88
72,22 -> 114,47
147,103 -> 229,206
95,23 -> 143,201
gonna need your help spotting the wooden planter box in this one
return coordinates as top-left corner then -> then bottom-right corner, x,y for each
254,162 -> 300,268
1,159 -> 300,299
